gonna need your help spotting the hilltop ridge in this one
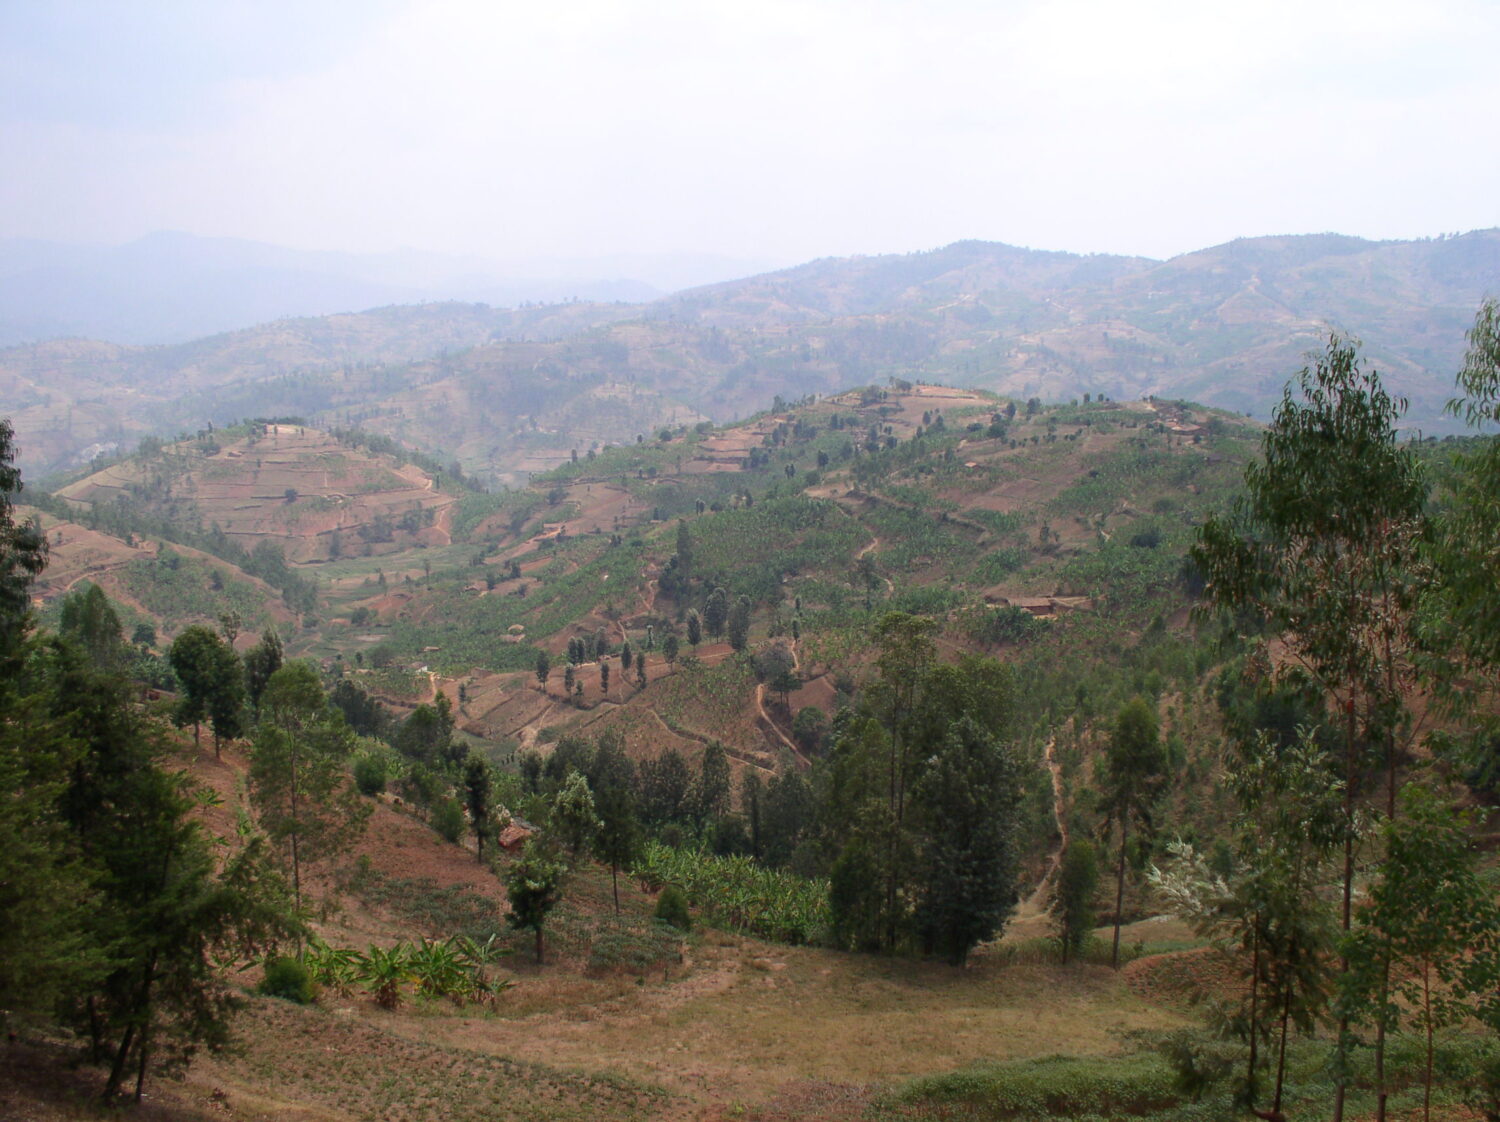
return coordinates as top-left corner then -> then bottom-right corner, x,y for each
7,230 -> 1496,480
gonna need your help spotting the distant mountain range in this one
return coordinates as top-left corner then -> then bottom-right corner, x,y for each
0,232 -> 781,345
4,230 -> 1496,480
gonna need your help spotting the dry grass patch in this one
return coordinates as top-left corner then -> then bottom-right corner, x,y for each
395,935 -> 1192,1109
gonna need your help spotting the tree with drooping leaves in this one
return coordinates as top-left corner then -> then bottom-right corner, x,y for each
1153,730 -> 1343,1120
727,595 -> 752,652
1344,780 -> 1499,1122
911,715 -> 1022,965
703,587 -> 729,640
242,627 -> 283,714
1099,696 -> 1166,969
57,583 -> 125,671
0,419 -> 46,650
1429,299 -> 1500,786
692,739 -> 732,826
168,625 -> 243,758
1191,334 -> 1428,1121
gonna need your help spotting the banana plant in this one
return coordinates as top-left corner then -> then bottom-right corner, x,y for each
303,939 -> 362,996
407,937 -> 470,1002
354,943 -> 411,1009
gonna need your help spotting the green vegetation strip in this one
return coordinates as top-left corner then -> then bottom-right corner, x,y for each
633,841 -> 830,945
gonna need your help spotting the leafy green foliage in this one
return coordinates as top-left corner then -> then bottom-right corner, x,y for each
168,623 -> 244,753
653,885 -> 692,932
912,716 -> 1023,965
690,495 -> 864,602
893,1051 -> 1180,1119
1100,696 -> 1167,968
1052,838 -> 1100,963
633,841 -> 829,945
505,840 -> 567,963
249,662 -> 370,907
259,957 -> 314,1004
0,419 -> 47,643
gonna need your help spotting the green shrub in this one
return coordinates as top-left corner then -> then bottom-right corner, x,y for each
654,885 -> 692,932
352,752 -> 388,796
432,797 -> 466,843
894,1052 -> 1178,1117
259,956 -> 314,1004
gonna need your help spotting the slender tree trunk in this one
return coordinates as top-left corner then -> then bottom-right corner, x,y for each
87,996 -> 104,1062
290,826 -> 302,911
1273,984 -> 1293,1115
611,863 -> 620,914
535,925 -> 544,965
1111,818 -> 1128,969
1375,642 -> 1399,1122
290,741 -> 302,910
1423,960 -> 1433,1122
134,1024 -> 150,1102
104,1022 -> 136,1101
1246,929 -> 1262,1109
104,952 -> 158,1101
887,730 -> 899,953
1376,947 -> 1390,1122
1334,688 -> 1358,1122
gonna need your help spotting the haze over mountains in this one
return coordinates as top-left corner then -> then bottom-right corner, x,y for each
5,228 -> 1496,480
0,231 -> 782,346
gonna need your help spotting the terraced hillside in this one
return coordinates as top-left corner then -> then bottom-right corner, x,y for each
9,231 -> 1498,480
57,423 -> 458,564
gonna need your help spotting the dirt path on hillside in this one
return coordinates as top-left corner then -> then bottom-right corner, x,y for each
640,707 -> 775,775
1027,734 -> 1069,907
753,642 -> 809,767
1008,734 -> 1067,936
854,534 -> 896,597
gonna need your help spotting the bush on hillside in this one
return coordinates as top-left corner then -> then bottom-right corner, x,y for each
654,885 -> 692,932
259,956 -> 314,1004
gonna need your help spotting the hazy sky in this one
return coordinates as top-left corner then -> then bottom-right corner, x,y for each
3,0 -> 1497,265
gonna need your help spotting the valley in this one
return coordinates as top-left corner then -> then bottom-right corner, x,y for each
5,303 -> 1500,1122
